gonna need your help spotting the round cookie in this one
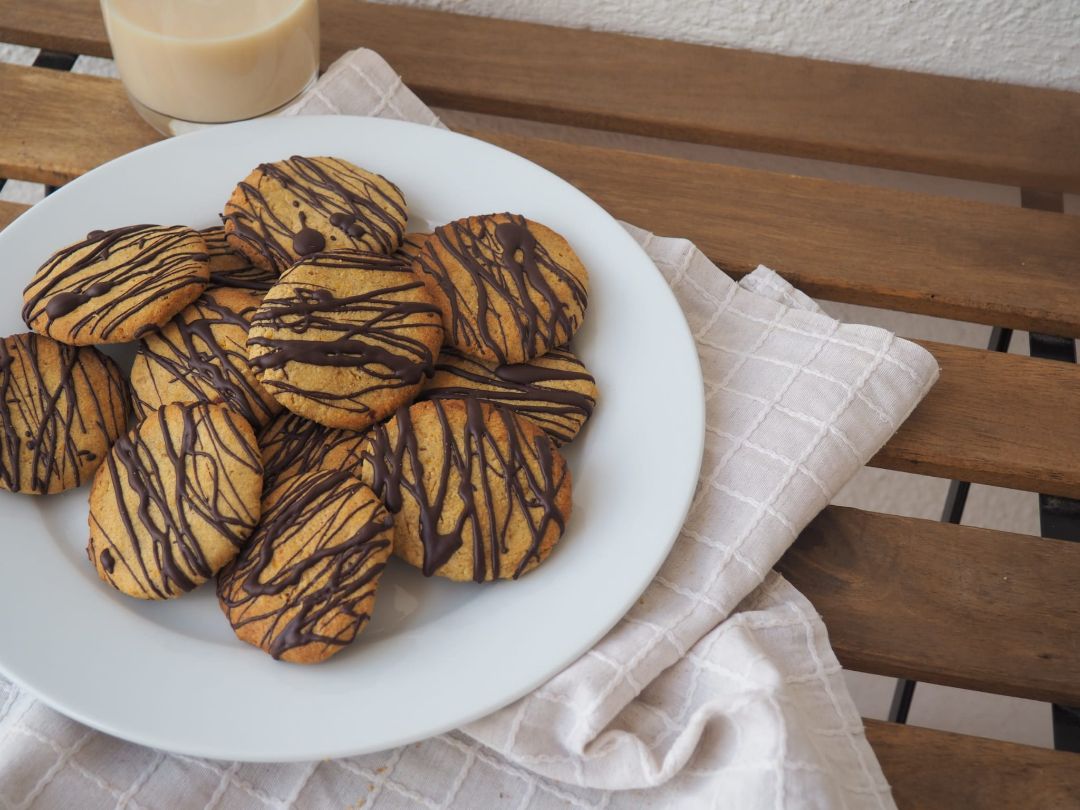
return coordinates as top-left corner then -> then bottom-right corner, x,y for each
130,287 -> 281,427
202,225 -> 278,292
422,345 -> 597,445
0,333 -> 128,495
258,411 -> 371,494
22,224 -> 210,345
247,250 -> 444,430
358,398 -> 572,582
413,213 -> 589,364
223,155 -> 407,273
217,470 -> 393,664
88,402 -> 263,600
393,231 -> 431,263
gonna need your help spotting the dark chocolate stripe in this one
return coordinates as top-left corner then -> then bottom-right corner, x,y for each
362,398 -> 569,582
414,214 -> 588,364
421,345 -> 596,444
22,225 -> 209,342
258,411 -> 369,494
202,225 -> 278,292
133,290 -> 278,426
222,156 -> 407,272
217,470 -> 392,660
91,403 -> 262,599
0,333 -> 127,494
247,251 -> 442,419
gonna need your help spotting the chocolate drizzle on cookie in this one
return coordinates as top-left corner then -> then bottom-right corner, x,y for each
393,232 -> 432,263
222,156 -> 407,272
22,225 -> 210,344
0,334 -> 128,494
89,403 -> 262,600
258,411 -> 370,494
247,251 -> 443,424
292,226 -> 326,256
414,214 -> 588,364
201,226 -> 278,292
362,398 -> 570,582
422,346 -> 596,445
132,289 -> 279,426
217,470 -> 392,661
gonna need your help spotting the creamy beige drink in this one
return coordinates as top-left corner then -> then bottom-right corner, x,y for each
101,0 -> 319,130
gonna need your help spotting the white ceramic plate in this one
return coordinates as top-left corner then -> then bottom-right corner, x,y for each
0,116 -> 704,762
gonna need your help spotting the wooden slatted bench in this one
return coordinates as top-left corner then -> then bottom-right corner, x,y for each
2,2 -> 1080,807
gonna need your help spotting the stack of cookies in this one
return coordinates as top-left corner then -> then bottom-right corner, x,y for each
5,155 -> 598,664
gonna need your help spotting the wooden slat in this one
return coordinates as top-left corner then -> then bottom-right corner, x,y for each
6,64 -> 1080,340
878,341 -> 1080,499
0,202 -> 26,230
865,720 -> 1080,810
780,506 -> 1080,705
3,0 -> 1080,191
0,64 -> 160,186
0,0 -> 107,58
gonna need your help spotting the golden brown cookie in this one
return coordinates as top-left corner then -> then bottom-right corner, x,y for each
88,402 -> 263,600
413,213 -> 589,364
247,250 -> 444,430
258,411 -> 370,494
422,345 -> 597,445
359,398 -> 572,582
0,333 -> 128,494
130,287 -> 281,427
223,155 -> 407,273
22,224 -> 210,345
393,231 -> 431,263
201,225 -> 278,292
217,470 -> 393,663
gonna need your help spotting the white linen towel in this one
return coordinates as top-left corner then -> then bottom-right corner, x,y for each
0,49 -> 938,810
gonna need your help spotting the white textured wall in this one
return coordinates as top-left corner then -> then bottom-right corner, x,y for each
379,0 -> 1080,92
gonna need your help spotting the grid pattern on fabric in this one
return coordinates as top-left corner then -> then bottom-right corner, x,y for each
0,579 -> 892,810
463,225 -> 933,804
0,49 -> 939,810
280,52 -> 444,128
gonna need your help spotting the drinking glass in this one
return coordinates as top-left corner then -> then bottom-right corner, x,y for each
99,0 -> 320,136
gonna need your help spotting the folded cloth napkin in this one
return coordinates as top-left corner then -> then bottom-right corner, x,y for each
0,50 -> 938,810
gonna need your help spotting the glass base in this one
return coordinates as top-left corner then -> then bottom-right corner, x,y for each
128,74 -> 318,137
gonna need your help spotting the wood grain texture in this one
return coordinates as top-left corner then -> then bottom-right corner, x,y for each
0,0 -> 107,58
2,0 -> 1079,190
0,64 -> 160,186
0,202 -> 26,230
5,64 -> 1080,337
865,720 -> 1080,810
781,506 -> 1080,704
879,340 -> 1080,498
482,132 -> 1080,339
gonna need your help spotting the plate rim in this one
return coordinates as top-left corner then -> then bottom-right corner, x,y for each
0,115 -> 706,761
